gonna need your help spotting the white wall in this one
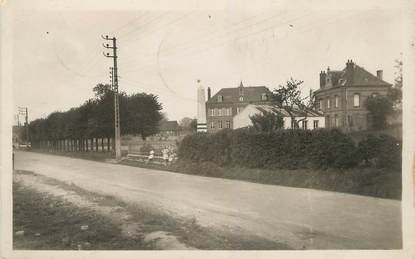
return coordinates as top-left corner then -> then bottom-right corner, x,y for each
233,105 -> 326,130
284,116 -> 326,129
233,105 -> 259,129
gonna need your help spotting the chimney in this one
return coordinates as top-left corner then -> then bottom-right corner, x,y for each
376,70 -> 383,80
346,59 -> 354,70
319,71 -> 326,88
345,59 -> 355,85
207,87 -> 211,100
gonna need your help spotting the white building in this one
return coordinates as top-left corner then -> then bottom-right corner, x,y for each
233,104 -> 325,130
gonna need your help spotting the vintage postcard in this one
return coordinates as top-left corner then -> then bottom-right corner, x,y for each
1,0 -> 414,258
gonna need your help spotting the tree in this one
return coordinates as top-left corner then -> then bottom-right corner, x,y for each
93,83 -> 113,99
271,78 -> 315,129
364,95 -> 393,129
29,83 -> 164,143
120,93 -> 163,140
179,117 -> 197,132
388,59 -> 402,106
249,110 -> 284,133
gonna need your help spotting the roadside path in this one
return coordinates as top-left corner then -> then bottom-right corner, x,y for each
14,151 -> 402,249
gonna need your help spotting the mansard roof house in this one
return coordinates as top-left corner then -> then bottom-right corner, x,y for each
205,82 -> 273,133
313,59 -> 392,131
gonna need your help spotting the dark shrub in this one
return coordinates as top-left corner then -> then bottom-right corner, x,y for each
307,129 -> 359,169
178,129 -> 232,166
357,134 -> 402,169
178,128 -> 358,170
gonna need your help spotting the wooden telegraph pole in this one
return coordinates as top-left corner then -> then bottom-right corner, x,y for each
102,35 -> 121,161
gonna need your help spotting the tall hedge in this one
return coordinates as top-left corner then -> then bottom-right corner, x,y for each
179,129 -> 363,170
357,134 -> 402,169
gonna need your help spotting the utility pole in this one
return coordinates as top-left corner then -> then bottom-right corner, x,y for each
102,35 -> 121,161
109,67 -> 114,90
18,107 -> 29,144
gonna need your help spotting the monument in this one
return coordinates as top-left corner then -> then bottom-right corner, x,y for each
196,79 -> 207,132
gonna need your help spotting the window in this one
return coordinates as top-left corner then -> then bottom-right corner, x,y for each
226,120 -> 231,128
335,96 -> 339,108
353,93 -> 360,107
239,96 -> 244,102
326,115 -> 330,128
261,93 -> 268,101
209,109 -> 214,116
214,108 -> 219,116
327,98 -> 330,109
334,114 -> 339,127
218,121 -> 223,129
227,108 -> 232,116
210,122 -> 215,129
217,95 -> 223,102
218,108 -> 222,116
319,99 -> 323,110
237,107 -> 242,114
302,120 -> 308,130
313,120 -> 319,129
222,108 -> 227,116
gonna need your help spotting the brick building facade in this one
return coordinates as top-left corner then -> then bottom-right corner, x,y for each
314,60 -> 392,132
205,82 -> 273,133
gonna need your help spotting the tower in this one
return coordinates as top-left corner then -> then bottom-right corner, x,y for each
196,80 -> 207,132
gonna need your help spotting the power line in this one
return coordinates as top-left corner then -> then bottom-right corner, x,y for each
118,10 -> 277,67
116,11 -> 313,75
117,12 -> 169,43
108,11 -> 150,37
117,10 -> 312,73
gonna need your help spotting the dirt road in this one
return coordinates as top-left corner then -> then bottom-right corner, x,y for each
14,151 -> 402,249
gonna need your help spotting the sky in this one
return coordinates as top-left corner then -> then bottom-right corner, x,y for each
11,3 -> 404,123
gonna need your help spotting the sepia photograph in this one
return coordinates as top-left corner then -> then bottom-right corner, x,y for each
1,0 -> 414,258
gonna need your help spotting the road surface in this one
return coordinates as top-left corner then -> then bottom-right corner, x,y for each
14,151 -> 402,249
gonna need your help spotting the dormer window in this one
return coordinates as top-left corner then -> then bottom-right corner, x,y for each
261,93 -> 268,101
217,95 -> 223,102
239,96 -> 244,102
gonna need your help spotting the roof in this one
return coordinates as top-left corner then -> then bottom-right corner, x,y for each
347,65 -> 391,86
159,120 -> 179,131
244,104 -> 323,117
322,63 -> 391,90
207,82 -> 272,103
